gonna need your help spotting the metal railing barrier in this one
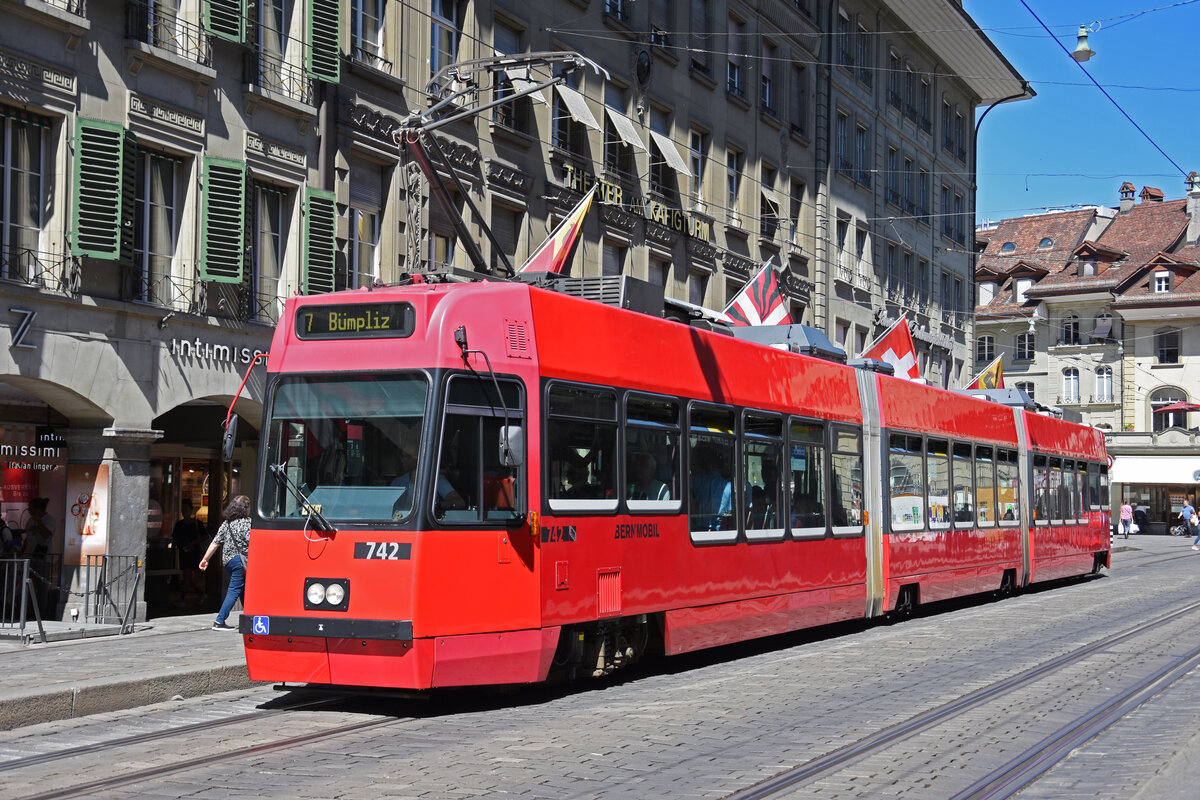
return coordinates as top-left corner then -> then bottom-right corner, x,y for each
0,559 -> 47,644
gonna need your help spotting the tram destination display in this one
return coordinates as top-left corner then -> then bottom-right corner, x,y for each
296,302 -> 415,339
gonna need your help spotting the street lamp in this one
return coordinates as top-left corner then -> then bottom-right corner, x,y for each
1071,24 -> 1096,63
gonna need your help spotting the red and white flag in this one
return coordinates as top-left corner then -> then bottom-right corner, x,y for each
518,184 -> 598,274
722,262 -> 791,327
862,317 -> 921,381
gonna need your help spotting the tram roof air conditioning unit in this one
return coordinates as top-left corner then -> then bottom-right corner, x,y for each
518,272 -> 665,317
729,324 -> 847,364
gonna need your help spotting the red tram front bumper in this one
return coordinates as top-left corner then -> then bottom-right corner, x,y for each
242,625 -> 561,689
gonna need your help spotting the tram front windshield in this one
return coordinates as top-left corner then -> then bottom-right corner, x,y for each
260,374 -> 429,522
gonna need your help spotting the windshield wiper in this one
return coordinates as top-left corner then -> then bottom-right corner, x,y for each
270,462 -> 337,533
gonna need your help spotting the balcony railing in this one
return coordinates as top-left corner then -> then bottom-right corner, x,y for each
125,265 -> 206,313
349,44 -> 394,75
246,52 -> 315,105
126,1 -> 213,67
41,0 -> 86,14
1,248 -> 81,295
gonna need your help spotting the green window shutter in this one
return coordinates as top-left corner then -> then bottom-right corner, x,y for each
306,0 -> 341,82
304,188 -> 336,295
200,158 -> 246,283
205,0 -> 245,43
71,119 -> 125,260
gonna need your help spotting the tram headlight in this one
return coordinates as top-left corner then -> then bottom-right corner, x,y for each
324,582 -> 345,606
306,582 -> 326,605
303,578 -> 350,611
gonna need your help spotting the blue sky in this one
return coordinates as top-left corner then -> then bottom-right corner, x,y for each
965,1 -> 1199,223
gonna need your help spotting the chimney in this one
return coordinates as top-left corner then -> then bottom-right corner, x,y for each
1187,172 -> 1200,245
1140,186 -> 1164,203
1119,182 -> 1136,213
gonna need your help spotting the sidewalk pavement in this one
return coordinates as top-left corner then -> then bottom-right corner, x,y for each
0,535 -> 1177,732
0,611 -> 253,731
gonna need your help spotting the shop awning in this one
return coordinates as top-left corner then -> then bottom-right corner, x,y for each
1110,455 -> 1200,485
606,107 -> 645,151
554,84 -> 600,131
649,130 -> 693,177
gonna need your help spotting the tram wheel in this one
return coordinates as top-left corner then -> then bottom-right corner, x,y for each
995,570 -> 1016,598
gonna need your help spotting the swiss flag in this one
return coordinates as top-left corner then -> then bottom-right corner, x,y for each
722,261 -> 791,327
863,317 -> 922,381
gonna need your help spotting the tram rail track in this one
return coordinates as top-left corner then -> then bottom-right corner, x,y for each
724,598 -> 1200,800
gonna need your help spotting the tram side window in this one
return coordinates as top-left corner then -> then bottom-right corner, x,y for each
888,434 -> 925,531
436,376 -> 524,523
1061,459 -> 1076,521
743,413 -> 785,537
1087,463 -> 1101,510
1033,454 -> 1049,525
975,446 -> 996,526
689,405 -> 736,537
927,439 -> 950,529
1099,465 -> 1110,509
625,394 -> 681,512
997,448 -> 1019,524
831,427 -> 863,531
789,420 -> 826,534
1048,457 -> 1063,521
1076,461 -> 1089,521
952,442 -> 974,526
547,383 -> 618,512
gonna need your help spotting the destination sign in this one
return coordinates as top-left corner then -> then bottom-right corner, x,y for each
296,302 -> 415,339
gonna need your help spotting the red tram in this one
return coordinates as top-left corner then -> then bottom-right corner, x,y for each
237,275 -> 1109,689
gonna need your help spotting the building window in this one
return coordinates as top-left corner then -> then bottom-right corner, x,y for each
4,112 -> 47,277
604,0 -> 631,22
1062,368 -> 1080,404
887,50 -> 900,108
494,22 -> 533,132
251,183 -> 287,323
726,16 -> 744,97
978,281 -> 994,306
1095,366 -> 1113,403
837,10 -> 851,66
602,241 -> 626,276
725,147 -> 742,225
1061,315 -> 1079,345
350,0 -> 386,67
886,146 -> 899,204
604,84 -> 634,179
688,129 -> 707,209
1157,328 -> 1180,363
918,79 -> 931,131
1014,278 -> 1032,303
1093,313 -> 1113,342
133,149 -> 179,305
760,41 -> 776,112
1152,387 -> 1188,432
855,125 -> 870,186
789,181 -> 805,249
650,0 -> 672,46
348,159 -> 384,287
855,24 -> 871,85
689,269 -> 708,306
902,156 -> 913,212
941,185 -> 951,237
836,112 -> 849,174
648,107 -> 680,204
1038,237 -> 1054,248
552,71 -> 589,155
1154,271 -> 1170,292
1016,381 -> 1034,400
885,244 -> 897,289
1000,241 -> 1016,253
431,0 -> 461,74
789,63 -> 807,136
760,165 -> 778,238
649,256 -> 669,286
689,0 -> 712,75
1016,331 -> 1035,361
952,192 -> 964,243
918,169 -> 929,217
976,335 -> 995,364
257,0 -> 293,93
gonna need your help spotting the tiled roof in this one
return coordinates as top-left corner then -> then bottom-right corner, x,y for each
976,208 -> 1096,276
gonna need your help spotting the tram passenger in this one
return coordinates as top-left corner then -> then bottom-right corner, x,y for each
630,453 -> 670,502
391,435 -> 464,515
690,444 -> 732,530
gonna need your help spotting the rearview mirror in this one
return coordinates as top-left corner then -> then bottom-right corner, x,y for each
499,425 -> 524,467
221,414 -> 239,462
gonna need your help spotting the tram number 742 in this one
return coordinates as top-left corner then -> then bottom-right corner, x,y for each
353,542 -> 413,560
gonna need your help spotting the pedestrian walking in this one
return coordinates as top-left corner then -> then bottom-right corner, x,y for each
199,494 -> 251,630
1119,501 -> 1134,538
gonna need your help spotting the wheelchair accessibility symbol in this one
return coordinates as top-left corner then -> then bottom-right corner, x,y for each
253,616 -> 270,635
